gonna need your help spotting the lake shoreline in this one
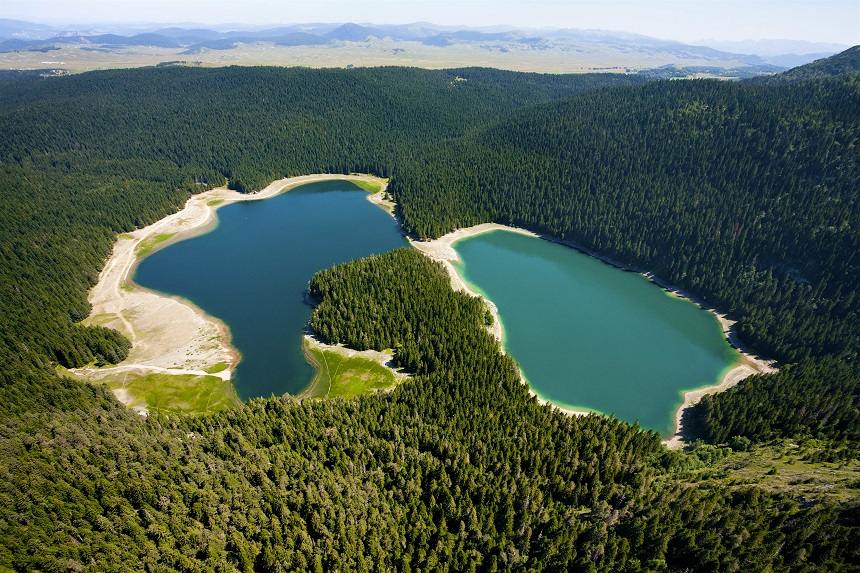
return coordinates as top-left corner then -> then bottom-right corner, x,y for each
411,223 -> 777,446
77,172 -> 776,443
410,224 -> 594,418
71,173 -> 390,408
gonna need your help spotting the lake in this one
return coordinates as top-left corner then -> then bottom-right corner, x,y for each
134,180 -> 408,400
452,230 -> 740,435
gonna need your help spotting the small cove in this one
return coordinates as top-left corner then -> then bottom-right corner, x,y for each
134,180 -> 407,399
452,230 -> 741,436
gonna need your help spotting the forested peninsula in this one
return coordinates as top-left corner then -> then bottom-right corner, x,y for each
1,52 -> 858,571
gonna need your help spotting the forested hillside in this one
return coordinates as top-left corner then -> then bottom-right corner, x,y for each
0,65 -> 642,375
391,75 -> 859,361
757,45 -> 860,83
1,57 -> 859,570
3,249 -> 857,571
389,63 -> 860,447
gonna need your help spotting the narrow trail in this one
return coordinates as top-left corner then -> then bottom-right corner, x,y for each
321,348 -> 334,399
74,363 -> 231,381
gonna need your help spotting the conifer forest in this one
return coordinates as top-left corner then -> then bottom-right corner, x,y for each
1,48 -> 858,571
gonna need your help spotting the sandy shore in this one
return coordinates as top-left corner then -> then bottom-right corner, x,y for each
410,223 -> 537,343
71,174 -> 389,408
662,362 -> 770,450
411,223 -> 777,442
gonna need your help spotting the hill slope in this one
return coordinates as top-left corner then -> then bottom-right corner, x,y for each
761,45 -> 860,82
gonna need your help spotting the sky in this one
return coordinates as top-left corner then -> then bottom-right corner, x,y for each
3,0 -> 859,45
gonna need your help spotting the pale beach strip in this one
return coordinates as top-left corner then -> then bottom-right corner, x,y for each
410,224 -> 593,418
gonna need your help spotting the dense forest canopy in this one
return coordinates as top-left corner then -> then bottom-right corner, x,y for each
388,64 -> 860,448
0,65 -> 645,374
391,74 -> 859,363
1,53 -> 858,570
3,249 -> 858,571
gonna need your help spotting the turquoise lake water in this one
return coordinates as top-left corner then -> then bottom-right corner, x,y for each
453,230 -> 740,435
134,181 -> 408,400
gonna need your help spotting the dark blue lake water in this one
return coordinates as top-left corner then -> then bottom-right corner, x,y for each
135,181 -> 407,399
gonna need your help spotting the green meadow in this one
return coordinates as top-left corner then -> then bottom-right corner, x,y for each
101,370 -> 241,414
349,178 -> 385,193
136,233 -> 176,257
301,342 -> 399,401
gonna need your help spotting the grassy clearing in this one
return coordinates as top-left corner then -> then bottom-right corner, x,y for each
350,179 -> 385,193
118,233 -> 134,240
136,233 -> 175,257
205,362 -> 229,374
100,370 -> 241,414
87,313 -> 118,327
301,342 -> 398,400
671,441 -> 860,505
207,198 -> 225,206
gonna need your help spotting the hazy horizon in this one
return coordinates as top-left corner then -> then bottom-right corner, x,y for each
4,1 -> 859,46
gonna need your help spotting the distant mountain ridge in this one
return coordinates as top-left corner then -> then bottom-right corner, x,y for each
699,38 -> 851,56
764,45 -> 860,82
0,18 -> 846,68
